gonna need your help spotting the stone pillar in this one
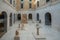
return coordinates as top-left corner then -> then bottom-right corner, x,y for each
18,24 -> 20,28
37,28 -> 39,35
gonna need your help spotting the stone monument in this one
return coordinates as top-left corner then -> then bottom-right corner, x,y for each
33,23 -> 46,40
14,30 -> 20,40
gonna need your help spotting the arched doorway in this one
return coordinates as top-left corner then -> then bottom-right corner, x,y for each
45,12 -> 51,25
17,14 -> 21,20
10,13 -> 12,26
0,11 -> 7,37
28,14 -> 32,20
37,13 -> 39,21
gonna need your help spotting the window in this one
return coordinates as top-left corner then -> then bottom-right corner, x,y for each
45,12 -> 51,25
46,0 -> 50,2
21,3 -> 23,8
21,0 -> 23,1
29,3 -> 31,8
29,0 -> 32,1
17,14 -> 21,20
10,0 -> 12,4
37,13 -> 39,21
28,14 -> 32,20
13,1 -> 15,7
37,1 -> 39,7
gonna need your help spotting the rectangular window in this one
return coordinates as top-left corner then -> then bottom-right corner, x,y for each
29,3 -> 31,8
10,0 -> 12,4
13,1 -> 15,7
46,0 -> 50,2
29,0 -> 32,1
21,0 -> 23,1
37,1 -> 39,7
21,3 -> 23,8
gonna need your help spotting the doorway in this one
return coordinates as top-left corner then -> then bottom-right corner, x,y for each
45,12 -> 51,25
0,11 -> 7,37
28,14 -> 32,20
37,13 -> 39,21
17,14 -> 21,20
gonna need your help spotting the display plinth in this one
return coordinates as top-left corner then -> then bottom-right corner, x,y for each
33,34 -> 46,40
14,36 -> 20,40
14,30 -> 20,40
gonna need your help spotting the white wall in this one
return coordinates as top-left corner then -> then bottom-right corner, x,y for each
0,0 -> 60,32
35,3 -> 60,31
0,1 -> 17,31
18,3 -> 60,32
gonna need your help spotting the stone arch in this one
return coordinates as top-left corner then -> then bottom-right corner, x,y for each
45,12 -> 51,25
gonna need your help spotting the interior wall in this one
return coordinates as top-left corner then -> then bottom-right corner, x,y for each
0,1 -> 17,31
35,3 -> 60,31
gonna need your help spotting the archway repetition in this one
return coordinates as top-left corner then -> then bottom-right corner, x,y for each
45,12 -> 51,25
28,14 -> 32,20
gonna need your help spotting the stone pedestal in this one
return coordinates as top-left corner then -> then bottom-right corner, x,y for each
36,23 -> 40,35
14,36 -> 20,40
33,34 -> 46,40
37,28 -> 39,35
35,35 -> 46,40
18,24 -> 20,28
34,24 -> 46,40
14,30 -> 20,40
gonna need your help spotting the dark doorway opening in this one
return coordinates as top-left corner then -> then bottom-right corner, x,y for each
37,13 -> 39,21
45,12 -> 51,25
0,11 -> 7,37
17,14 -> 21,20
28,14 -> 32,20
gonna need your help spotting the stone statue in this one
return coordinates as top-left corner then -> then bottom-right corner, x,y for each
14,30 -> 20,40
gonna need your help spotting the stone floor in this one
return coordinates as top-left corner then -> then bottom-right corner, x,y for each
0,21 -> 60,40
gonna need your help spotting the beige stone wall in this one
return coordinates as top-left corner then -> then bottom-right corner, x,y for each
15,0 -> 59,11
16,0 -> 20,11
16,0 -> 36,11
39,0 -> 46,7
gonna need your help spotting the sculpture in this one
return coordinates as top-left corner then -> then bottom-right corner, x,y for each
14,30 -> 20,40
